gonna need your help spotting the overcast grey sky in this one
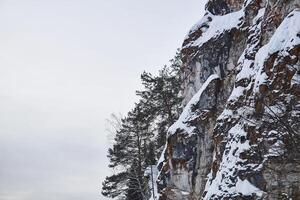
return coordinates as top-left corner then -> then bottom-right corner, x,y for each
0,0 -> 205,199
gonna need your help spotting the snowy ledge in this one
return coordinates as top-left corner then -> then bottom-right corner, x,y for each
183,9 -> 244,48
253,10 -> 300,92
168,74 -> 219,136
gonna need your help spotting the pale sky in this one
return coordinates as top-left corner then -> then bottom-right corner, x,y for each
0,1 -> 205,199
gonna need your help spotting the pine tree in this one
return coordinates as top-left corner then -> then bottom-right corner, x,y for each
102,101 -> 155,199
136,50 -> 183,153
102,172 -> 127,199
102,50 -> 183,199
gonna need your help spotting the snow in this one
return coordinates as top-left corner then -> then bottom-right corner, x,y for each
158,3 -> 300,199
184,0 -> 209,40
236,58 -> 255,82
236,8 -> 266,82
253,10 -> 300,92
156,144 -> 167,186
235,178 -> 263,196
292,72 -> 300,86
217,109 -> 233,121
253,7 -> 266,22
180,191 -> 190,195
228,86 -> 246,102
267,140 -> 284,157
204,10 -> 300,199
185,12 -> 212,40
259,11 -> 300,55
204,124 -> 263,199
184,10 -> 244,48
264,130 -> 285,157
265,103 -> 286,118
157,145 -> 167,167
244,0 -> 255,7
168,74 -> 219,135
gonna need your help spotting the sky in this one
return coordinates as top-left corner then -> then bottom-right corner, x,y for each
0,0 -> 205,199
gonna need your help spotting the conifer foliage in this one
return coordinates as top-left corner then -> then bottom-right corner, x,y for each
101,51 -> 183,200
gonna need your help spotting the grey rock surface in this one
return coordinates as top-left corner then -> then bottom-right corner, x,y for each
157,0 -> 300,199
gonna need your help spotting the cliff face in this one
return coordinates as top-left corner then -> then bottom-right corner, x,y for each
157,0 -> 300,199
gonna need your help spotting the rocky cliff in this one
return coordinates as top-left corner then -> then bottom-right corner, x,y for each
157,0 -> 300,199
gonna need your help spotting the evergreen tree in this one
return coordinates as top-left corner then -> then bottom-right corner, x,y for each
136,50 -> 182,152
102,50 -> 183,199
126,159 -> 147,200
102,101 -> 155,199
102,172 -> 127,199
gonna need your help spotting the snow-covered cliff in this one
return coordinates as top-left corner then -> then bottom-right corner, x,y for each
157,0 -> 300,199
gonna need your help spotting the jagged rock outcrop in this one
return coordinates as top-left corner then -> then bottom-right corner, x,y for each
157,0 -> 300,199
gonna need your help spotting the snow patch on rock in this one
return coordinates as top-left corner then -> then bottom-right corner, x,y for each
254,10 -> 300,92
168,74 -> 219,136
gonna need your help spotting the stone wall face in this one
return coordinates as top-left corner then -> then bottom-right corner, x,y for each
157,0 -> 300,199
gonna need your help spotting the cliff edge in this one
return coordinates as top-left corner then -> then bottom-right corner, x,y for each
157,0 -> 300,199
